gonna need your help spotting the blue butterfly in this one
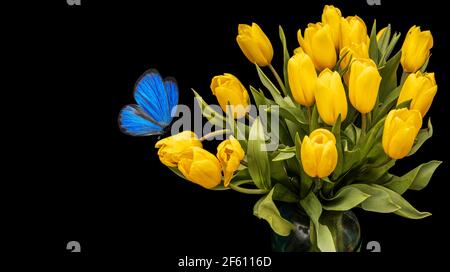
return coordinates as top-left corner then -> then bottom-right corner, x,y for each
119,69 -> 179,136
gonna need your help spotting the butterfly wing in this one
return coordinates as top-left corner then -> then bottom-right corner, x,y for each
164,78 -> 179,115
118,105 -> 164,136
134,69 -> 172,127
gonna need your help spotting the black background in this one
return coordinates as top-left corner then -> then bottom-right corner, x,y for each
16,0 -> 450,267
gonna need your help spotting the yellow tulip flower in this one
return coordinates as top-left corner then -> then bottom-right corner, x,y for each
340,16 -> 369,50
211,73 -> 250,119
155,131 -> 202,167
398,71 -> 437,116
288,48 -> 317,107
382,108 -> 422,159
315,69 -> 348,125
322,5 -> 343,49
216,136 -> 245,187
298,22 -> 337,71
349,59 -> 382,113
178,146 -> 222,189
236,23 -> 274,67
301,128 -> 338,178
401,26 -> 433,73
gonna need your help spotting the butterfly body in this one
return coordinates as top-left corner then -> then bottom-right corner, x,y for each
119,69 -> 179,136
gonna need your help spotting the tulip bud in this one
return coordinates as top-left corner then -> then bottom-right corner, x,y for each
340,16 -> 369,50
401,26 -> 433,73
298,23 -> 337,71
211,73 -> 250,119
322,5 -> 343,49
287,48 -> 317,107
178,146 -> 222,189
349,59 -> 382,113
382,108 -> 422,159
216,136 -> 245,187
315,69 -> 348,125
236,23 -> 274,67
155,131 -> 202,167
397,72 -> 437,117
301,128 -> 338,178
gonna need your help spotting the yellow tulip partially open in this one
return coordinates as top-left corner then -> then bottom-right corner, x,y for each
155,131 -> 202,167
211,73 -> 250,119
401,26 -> 433,73
349,59 -> 382,113
315,69 -> 348,125
301,128 -> 338,178
288,48 -> 317,107
236,23 -> 274,67
321,5 -> 343,49
340,16 -> 369,50
298,23 -> 337,71
382,108 -> 422,159
178,146 -> 222,189
217,136 -> 245,187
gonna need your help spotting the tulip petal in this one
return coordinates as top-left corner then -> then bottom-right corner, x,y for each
301,136 -> 317,177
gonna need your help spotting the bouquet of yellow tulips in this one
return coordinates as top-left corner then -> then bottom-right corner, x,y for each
150,5 -> 441,252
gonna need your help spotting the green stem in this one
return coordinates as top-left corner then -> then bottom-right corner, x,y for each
245,112 -> 255,123
240,160 -> 248,167
361,113 -> 367,136
307,106 -> 312,127
312,178 -> 323,194
199,129 -> 231,141
229,180 -> 269,194
268,64 -> 286,94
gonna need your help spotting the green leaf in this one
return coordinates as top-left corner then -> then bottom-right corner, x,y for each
384,160 -> 442,194
300,192 -> 336,252
250,86 -> 275,107
350,184 -> 431,218
193,89 -> 226,128
269,154 -> 290,186
342,148 -> 361,175
409,118 -> 433,156
396,99 -> 411,110
256,65 -> 289,107
350,184 -> 401,213
331,115 -> 343,179
358,159 -> 396,184
378,50 -> 401,102
310,105 -> 319,132
279,25 -> 292,98
379,31 -> 401,66
247,117 -> 271,189
377,24 -> 391,54
272,152 -> 296,161
343,123 -> 360,148
322,186 -> 370,211
272,183 -> 299,203
373,184 -> 432,219
231,168 -> 251,182
266,105 -> 308,128
361,117 -> 386,159
253,188 -> 294,236
372,86 -> 400,125
369,20 -> 379,64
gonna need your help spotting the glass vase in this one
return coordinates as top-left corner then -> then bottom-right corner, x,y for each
271,203 -> 361,252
